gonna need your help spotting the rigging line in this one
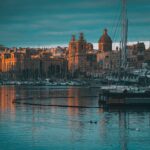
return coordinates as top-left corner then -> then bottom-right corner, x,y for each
112,13 -> 121,50
110,1 -> 121,38
112,11 -> 122,43
113,18 -> 122,49
110,12 -> 118,37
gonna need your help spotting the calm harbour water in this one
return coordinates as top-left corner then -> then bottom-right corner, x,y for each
0,85 -> 150,150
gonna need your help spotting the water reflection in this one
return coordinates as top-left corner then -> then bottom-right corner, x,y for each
0,86 -> 16,113
119,112 -> 128,150
67,88 -> 79,115
0,86 -> 150,150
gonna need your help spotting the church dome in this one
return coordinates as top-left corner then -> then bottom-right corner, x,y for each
99,29 -> 112,43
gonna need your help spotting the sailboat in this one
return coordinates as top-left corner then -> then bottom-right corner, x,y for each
99,0 -> 150,107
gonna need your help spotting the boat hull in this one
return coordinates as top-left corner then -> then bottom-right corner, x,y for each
99,89 -> 150,107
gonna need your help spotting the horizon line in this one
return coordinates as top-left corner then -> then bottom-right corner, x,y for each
1,41 -> 150,50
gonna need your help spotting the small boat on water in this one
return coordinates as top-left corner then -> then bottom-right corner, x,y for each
99,85 -> 150,107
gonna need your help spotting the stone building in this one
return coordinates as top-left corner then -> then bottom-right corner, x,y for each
0,48 -> 68,80
98,29 -> 112,52
0,51 -> 16,73
0,51 -> 17,79
0,28 -> 148,80
68,29 -> 113,77
127,42 -> 145,69
97,29 -> 112,70
68,33 -> 87,75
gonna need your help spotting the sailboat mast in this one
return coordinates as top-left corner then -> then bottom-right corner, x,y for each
121,0 -> 128,69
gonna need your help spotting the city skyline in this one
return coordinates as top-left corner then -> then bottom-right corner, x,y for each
0,0 -> 149,47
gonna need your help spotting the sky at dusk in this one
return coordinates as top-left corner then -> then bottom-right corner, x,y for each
0,0 -> 149,48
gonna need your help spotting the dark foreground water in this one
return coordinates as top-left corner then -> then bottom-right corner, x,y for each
0,86 -> 150,150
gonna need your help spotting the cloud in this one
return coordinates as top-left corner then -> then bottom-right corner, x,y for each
0,0 -> 149,47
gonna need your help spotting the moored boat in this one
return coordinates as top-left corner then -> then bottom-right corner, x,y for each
99,86 -> 150,107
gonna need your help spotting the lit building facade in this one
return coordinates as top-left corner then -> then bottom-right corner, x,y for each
0,29 -> 149,80
98,29 -> 112,52
68,33 -> 87,74
97,29 -> 112,70
0,48 -> 68,80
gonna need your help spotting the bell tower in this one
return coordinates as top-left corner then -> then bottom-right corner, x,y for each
75,33 -> 87,73
68,33 -> 87,74
68,35 -> 76,72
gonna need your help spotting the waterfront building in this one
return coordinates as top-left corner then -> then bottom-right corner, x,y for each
0,48 -> 68,80
68,33 -> 87,75
97,29 -> 112,71
98,29 -> 112,52
144,48 -> 150,68
67,29 -> 113,77
0,51 -> 17,79
0,29 -> 149,80
127,42 -> 145,69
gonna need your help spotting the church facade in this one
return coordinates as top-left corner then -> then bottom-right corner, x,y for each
68,29 -> 113,77
68,33 -> 88,75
